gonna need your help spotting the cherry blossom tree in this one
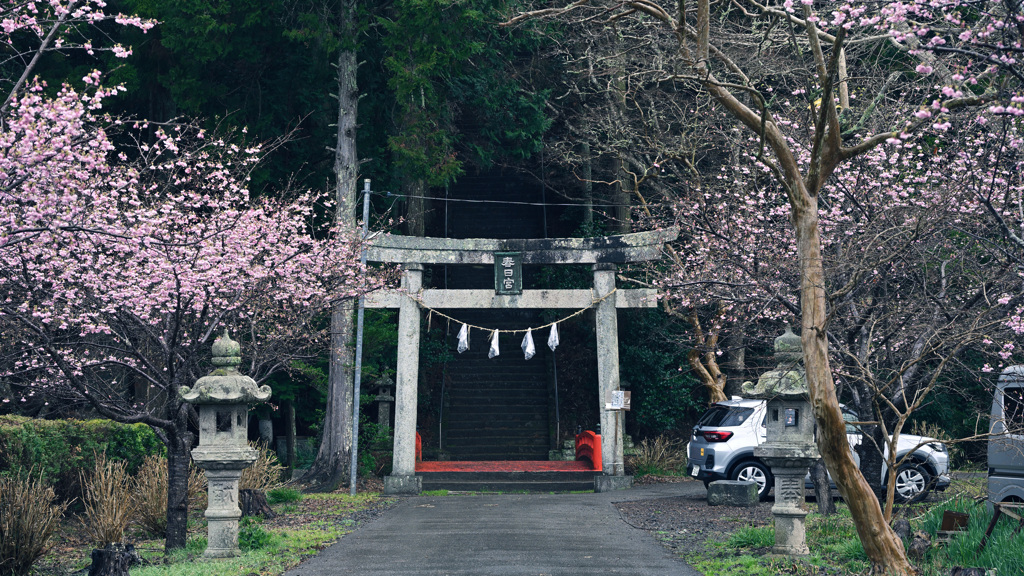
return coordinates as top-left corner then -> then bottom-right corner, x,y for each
0,1 -> 375,550
509,1 -> 1024,571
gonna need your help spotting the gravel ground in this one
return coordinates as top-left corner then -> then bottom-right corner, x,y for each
615,477 -> 775,558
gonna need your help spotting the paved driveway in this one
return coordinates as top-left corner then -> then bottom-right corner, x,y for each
283,482 -> 704,576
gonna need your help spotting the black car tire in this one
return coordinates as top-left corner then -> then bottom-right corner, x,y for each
731,460 -> 773,501
891,463 -> 931,504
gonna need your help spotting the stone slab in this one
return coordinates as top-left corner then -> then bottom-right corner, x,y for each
707,480 -> 759,507
384,474 -> 422,495
366,228 -> 679,265
595,474 -> 633,492
365,288 -> 658,309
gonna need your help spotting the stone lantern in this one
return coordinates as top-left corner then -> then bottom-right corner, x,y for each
743,325 -> 819,556
374,374 -> 395,430
179,330 -> 271,558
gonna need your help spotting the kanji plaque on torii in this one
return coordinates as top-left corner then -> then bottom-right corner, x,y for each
364,227 -> 678,495
494,251 -> 522,295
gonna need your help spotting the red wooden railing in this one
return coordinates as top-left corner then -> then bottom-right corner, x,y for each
575,430 -> 602,472
416,432 -> 422,462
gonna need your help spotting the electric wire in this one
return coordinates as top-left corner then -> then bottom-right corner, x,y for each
373,190 -> 653,209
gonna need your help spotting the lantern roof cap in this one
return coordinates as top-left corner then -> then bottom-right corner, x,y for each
179,331 -> 271,404
740,325 -> 808,400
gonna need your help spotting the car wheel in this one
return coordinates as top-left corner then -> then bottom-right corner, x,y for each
892,463 -> 931,504
732,460 -> 773,501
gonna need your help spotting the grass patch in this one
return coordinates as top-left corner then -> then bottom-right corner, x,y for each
686,503 -> 873,575
267,487 -> 303,504
689,553 -> 770,576
685,485 -> 1024,575
913,496 -> 1024,576
726,526 -> 773,549
131,527 -> 348,576
131,522 -> 350,576
33,490 -> 393,576
420,489 -> 449,496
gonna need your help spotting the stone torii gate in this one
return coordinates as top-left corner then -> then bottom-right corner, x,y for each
364,228 -> 678,495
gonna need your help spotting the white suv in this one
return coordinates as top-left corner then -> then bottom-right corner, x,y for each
687,398 -> 951,501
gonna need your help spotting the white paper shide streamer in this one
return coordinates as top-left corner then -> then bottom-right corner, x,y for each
547,323 -> 560,351
521,328 -> 536,360
457,323 -> 470,353
488,330 -> 500,358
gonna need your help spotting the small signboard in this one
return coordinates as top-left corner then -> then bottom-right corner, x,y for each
494,251 -> 522,295
605,390 -> 631,411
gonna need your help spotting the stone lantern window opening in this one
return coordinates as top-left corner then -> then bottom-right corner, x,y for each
216,411 -> 231,433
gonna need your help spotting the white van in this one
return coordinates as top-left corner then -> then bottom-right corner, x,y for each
988,365 -> 1024,503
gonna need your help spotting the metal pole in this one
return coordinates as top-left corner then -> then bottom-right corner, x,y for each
350,179 -> 371,496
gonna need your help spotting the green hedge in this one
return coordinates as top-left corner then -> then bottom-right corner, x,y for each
0,415 -> 164,501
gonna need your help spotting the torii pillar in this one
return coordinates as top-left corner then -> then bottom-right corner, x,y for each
594,262 -> 624,476
365,229 -> 678,495
389,263 -> 423,495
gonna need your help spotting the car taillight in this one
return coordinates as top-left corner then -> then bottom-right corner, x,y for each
701,430 -> 733,442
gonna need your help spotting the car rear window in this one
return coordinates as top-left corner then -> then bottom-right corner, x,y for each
696,405 -> 754,427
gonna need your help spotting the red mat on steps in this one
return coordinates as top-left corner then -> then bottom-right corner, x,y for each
415,460 -> 596,473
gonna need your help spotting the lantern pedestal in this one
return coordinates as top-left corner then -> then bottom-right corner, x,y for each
192,455 -> 256,558
760,451 -> 818,556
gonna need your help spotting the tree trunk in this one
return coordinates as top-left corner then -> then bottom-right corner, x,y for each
687,348 -> 727,404
858,424 -> 887,496
792,192 -> 913,574
306,20 -> 359,490
811,459 -> 836,515
612,153 -> 631,234
723,329 -> 746,398
88,543 -> 140,576
404,179 -> 427,236
306,301 -> 354,490
285,400 -> 296,470
686,308 -> 727,403
239,489 -> 276,519
165,406 -> 193,551
581,142 -> 593,229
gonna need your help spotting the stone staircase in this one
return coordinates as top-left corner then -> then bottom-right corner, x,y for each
416,461 -> 599,493
426,168 -> 554,462
419,469 -> 596,492
439,309 -> 551,461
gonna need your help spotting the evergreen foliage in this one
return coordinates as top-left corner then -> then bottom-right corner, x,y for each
0,416 -> 162,501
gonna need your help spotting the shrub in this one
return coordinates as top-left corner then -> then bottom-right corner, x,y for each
80,453 -> 136,548
136,442 -> 282,529
0,473 -> 69,576
238,516 -> 273,551
625,435 -> 688,476
239,442 -> 285,492
267,487 -> 302,504
0,416 -> 162,502
133,454 -> 169,536
135,454 -> 209,532
187,463 -> 207,509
